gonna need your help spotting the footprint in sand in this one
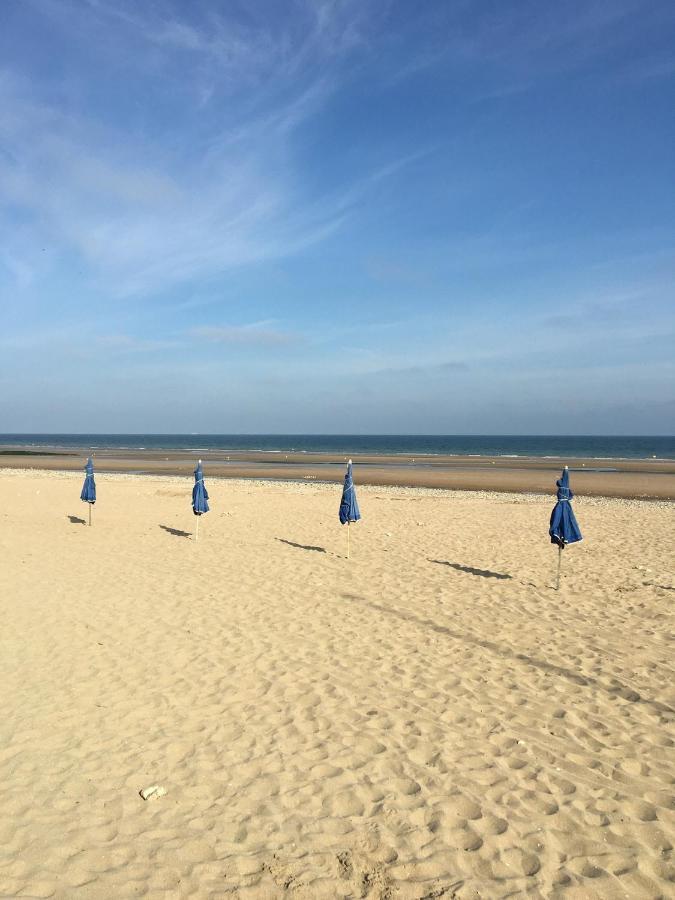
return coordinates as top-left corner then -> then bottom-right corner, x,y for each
436,792 -> 483,822
326,790 -> 365,818
498,846 -> 541,876
474,813 -> 509,836
629,800 -> 659,822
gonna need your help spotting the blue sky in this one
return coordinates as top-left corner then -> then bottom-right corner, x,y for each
1,0 -> 673,434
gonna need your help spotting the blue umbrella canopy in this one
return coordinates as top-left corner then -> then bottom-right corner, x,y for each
339,459 -> 361,525
549,466 -> 582,548
192,460 -> 209,516
80,457 -> 96,504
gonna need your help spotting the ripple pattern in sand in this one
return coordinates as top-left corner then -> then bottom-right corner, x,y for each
0,472 -> 673,898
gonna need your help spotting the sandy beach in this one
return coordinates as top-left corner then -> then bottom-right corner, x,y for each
1,468 -> 674,899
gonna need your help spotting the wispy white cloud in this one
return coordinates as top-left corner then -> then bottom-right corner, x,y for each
189,322 -> 300,346
95,334 -> 180,353
26,0 -> 371,107
0,323 -> 87,351
379,0 -> 669,96
0,2 -> 404,299
617,54 -> 675,84
370,360 -> 469,377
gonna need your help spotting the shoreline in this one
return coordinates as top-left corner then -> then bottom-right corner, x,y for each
3,448 -> 674,464
1,447 -> 674,501
2,442 -> 674,465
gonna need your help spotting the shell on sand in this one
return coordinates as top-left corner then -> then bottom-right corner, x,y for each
139,785 -> 167,801
0,469 -> 673,898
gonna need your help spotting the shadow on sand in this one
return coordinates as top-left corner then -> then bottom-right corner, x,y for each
67,515 -> 86,525
429,559 -> 512,580
340,593 -> 674,716
159,524 -> 192,538
277,538 -> 326,553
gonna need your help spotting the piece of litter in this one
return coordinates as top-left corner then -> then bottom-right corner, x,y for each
139,785 -> 167,801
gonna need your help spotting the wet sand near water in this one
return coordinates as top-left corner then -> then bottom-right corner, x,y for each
1,446 -> 674,500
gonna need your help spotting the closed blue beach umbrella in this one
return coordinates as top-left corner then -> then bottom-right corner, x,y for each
549,466 -> 582,589
339,459 -> 361,558
80,457 -> 96,526
192,459 -> 209,541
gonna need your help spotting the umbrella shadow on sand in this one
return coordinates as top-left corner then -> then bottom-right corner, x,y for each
341,593 -> 674,716
67,515 -> 87,525
159,524 -> 192,538
277,538 -> 326,553
429,559 -> 511,580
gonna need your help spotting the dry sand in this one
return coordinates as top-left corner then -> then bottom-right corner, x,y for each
0,468 -> 674,899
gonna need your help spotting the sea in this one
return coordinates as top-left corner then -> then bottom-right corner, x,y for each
1,435 -> 673,460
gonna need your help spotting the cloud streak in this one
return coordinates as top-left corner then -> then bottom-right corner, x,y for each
189,322 -> 300,346
0,2 -> 402,299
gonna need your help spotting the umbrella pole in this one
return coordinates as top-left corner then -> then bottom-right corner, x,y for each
555,545 -> 562,590
195,515 -> 199,542
88,503 -> 92,527
347,521 -> 350,559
